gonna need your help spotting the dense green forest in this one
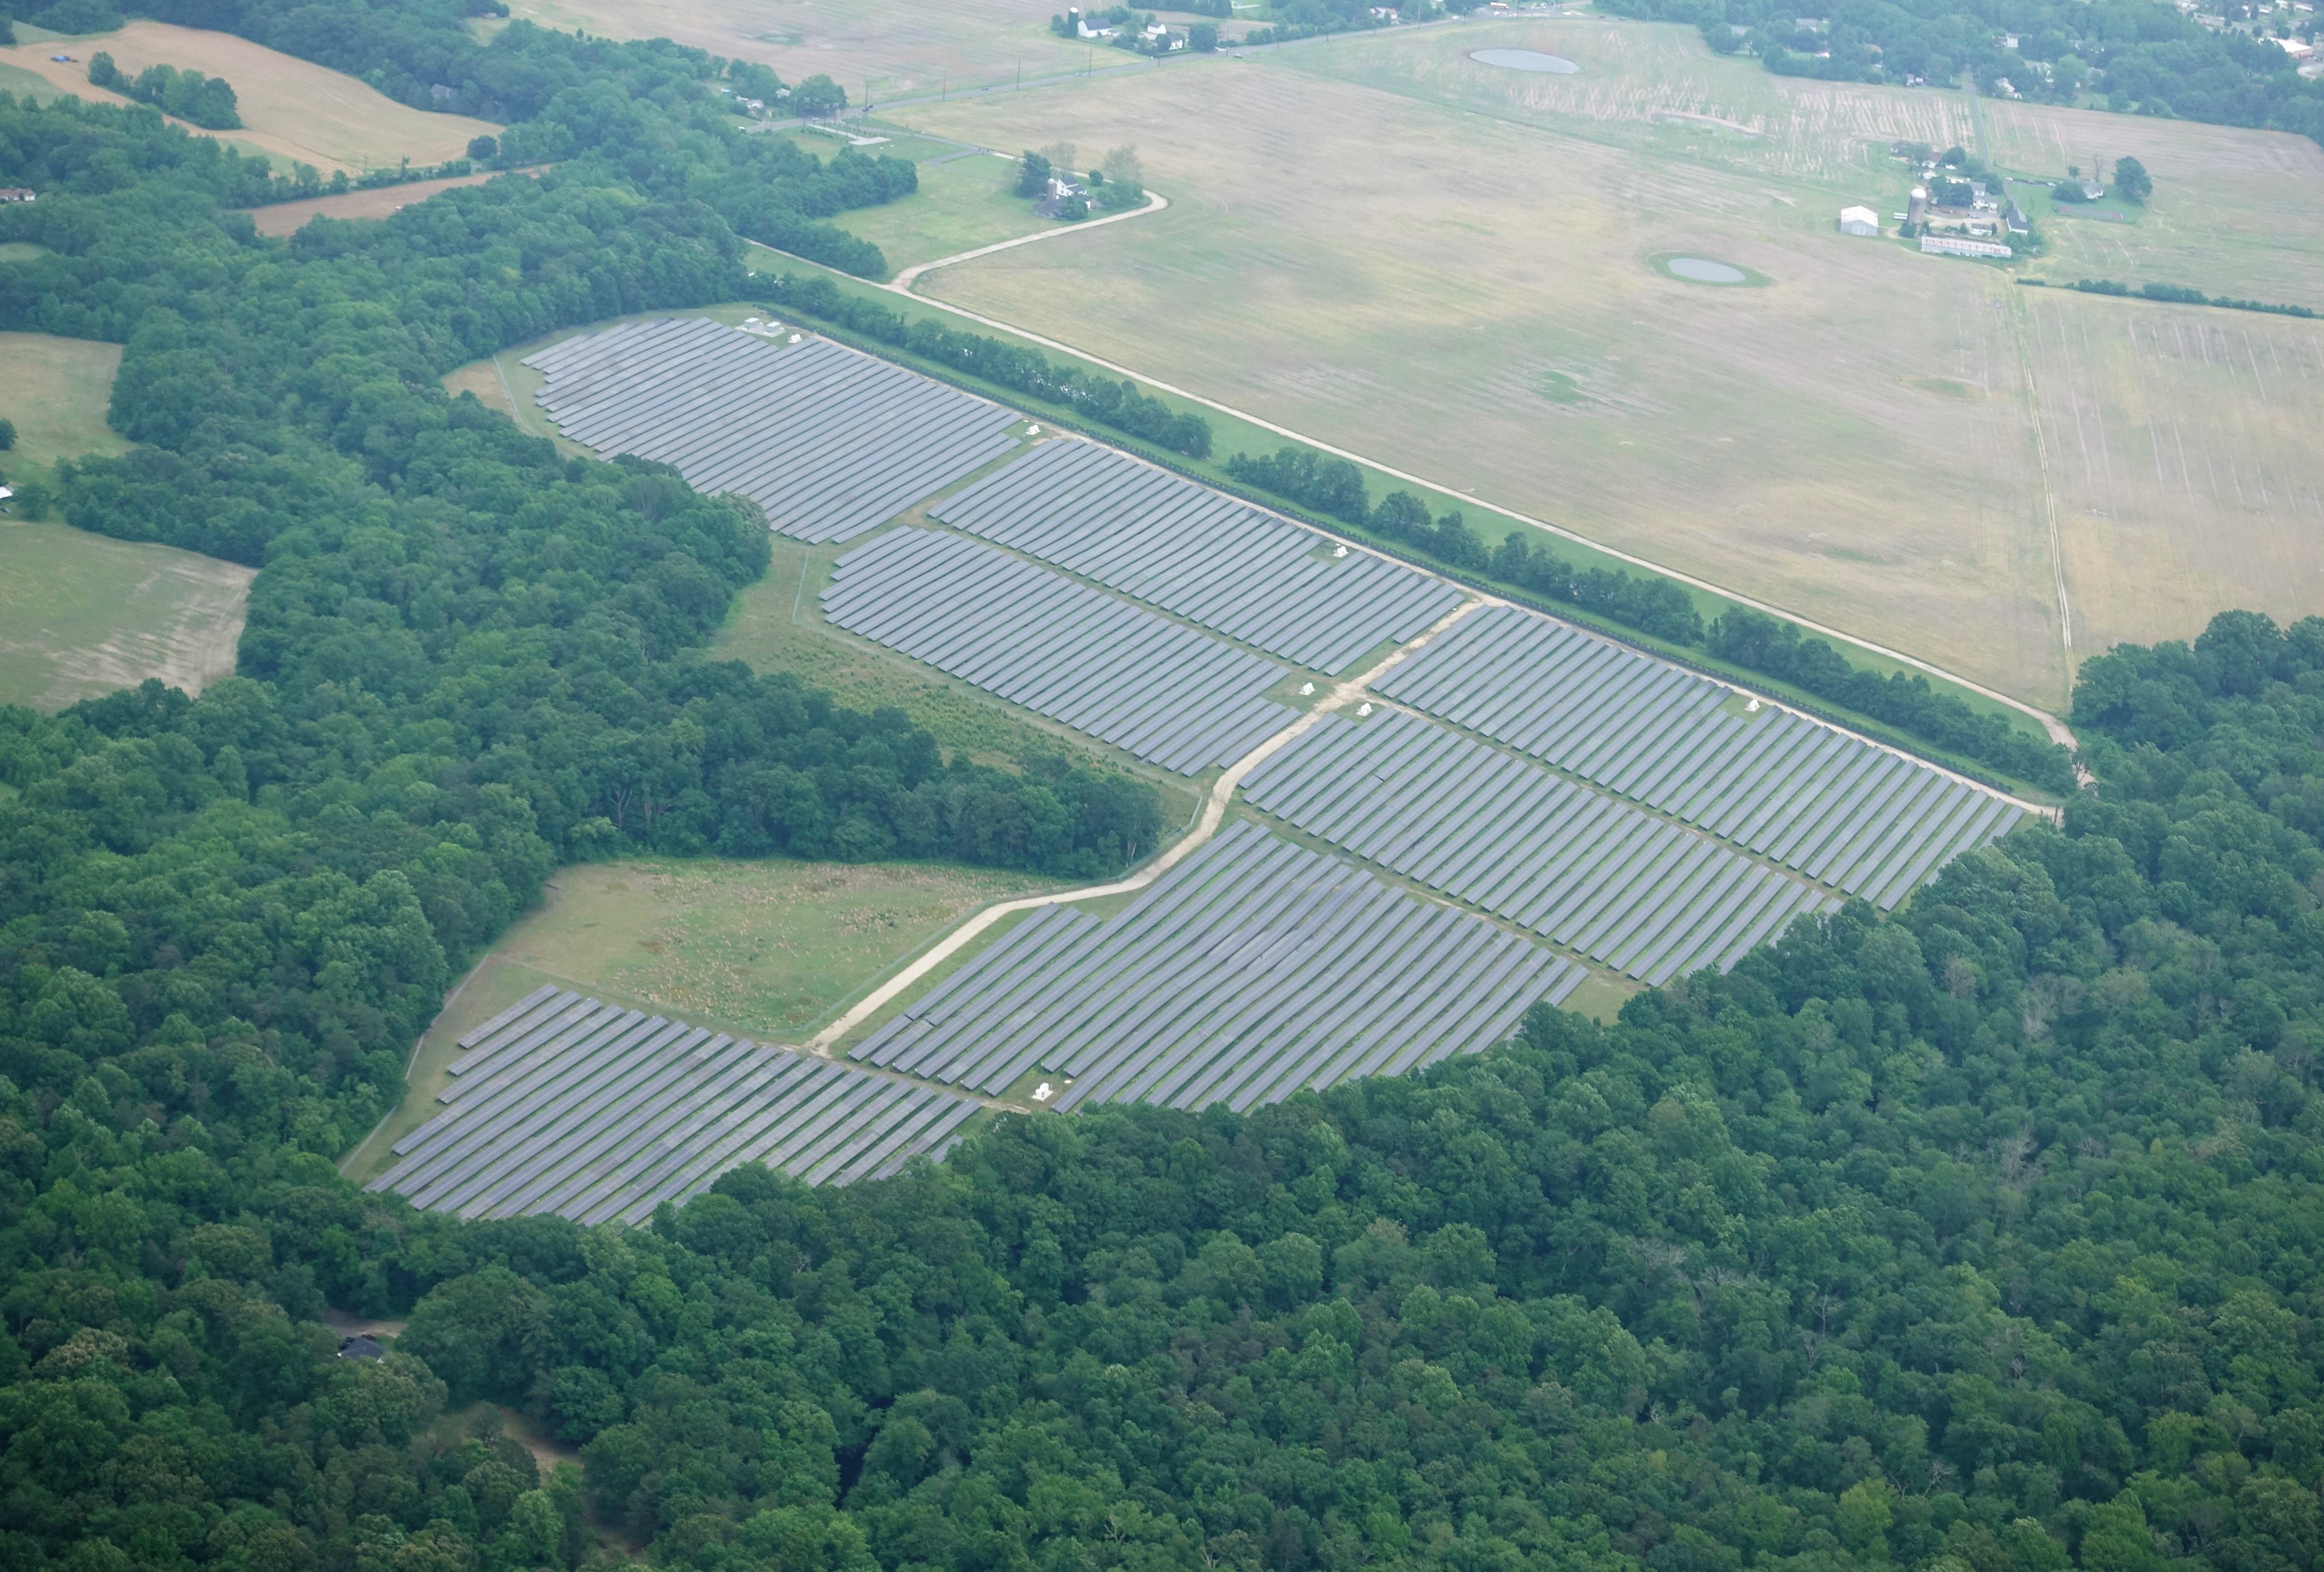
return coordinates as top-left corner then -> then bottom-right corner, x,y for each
1,12 -> 2322,1572
8,592 -> 2324,1572
1600,0 -> 2324,147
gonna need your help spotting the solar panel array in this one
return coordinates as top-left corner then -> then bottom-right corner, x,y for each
524,317 -> 1021,543
930,440 -> 1463,674
1241,710 -> 1836,984
368,987 -> 981,1222
823,527 -> 1294,774
854,820 -> 1582,1112
1371,607 -> 2024,908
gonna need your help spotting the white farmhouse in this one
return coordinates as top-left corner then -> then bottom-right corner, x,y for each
1839,205 -> 1880,236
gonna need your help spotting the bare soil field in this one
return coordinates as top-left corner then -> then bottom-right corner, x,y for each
500,0 -> 1080,98
0,21 -> 498,173
889,49 -> 2072,703
2023,288 -> 2324,659
244,168 -> 541,236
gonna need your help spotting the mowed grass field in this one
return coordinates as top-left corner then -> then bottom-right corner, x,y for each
0,332 -> 254,710
874,17 -> 2324,702
889,28 -> 2071,704
0,21 -> 497,173
340,856 -> 1064,1179
794,138 -> 1052,274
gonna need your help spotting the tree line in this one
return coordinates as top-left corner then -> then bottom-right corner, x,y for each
1221,443 -> 2074,792
1600,0 -> 2324,149
86,52 -> 240,129
762,270 -> 1214,458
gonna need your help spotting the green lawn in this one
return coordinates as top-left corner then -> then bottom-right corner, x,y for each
827,145 -> 1065,275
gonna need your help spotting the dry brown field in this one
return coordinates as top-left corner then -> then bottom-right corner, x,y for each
889,34 -> 2074,704
847,16 -> 2324,701
0,20 -> 498,173
499,0 -> 1079,97
244,168 -> 543,236
2023,288 -> 2324,664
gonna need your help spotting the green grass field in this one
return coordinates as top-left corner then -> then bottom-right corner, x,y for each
853,17 -> 2324,706
0,331 -> 255,710
341,855 -> 1070,1180
823,143 -> 1060,275
0,519 -> 255,710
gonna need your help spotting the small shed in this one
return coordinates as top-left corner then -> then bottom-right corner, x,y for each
1839,205 -> 1880,236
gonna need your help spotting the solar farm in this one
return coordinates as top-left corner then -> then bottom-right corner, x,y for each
368,986 -> 982,1221
854,820 -> 1583,1110
930,441 -> 1463,675
523,317 -> 1023,542
363,317 -> 2041,1221
1371,608 -> 2026,909
1240,710 -> 1836,985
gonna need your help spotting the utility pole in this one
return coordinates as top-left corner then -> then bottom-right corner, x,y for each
1015,57 -> 1022,90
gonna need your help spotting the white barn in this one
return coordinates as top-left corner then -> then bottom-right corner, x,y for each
1839,205 -> 1880,236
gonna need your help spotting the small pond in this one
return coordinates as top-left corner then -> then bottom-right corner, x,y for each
1664,257 -> 1749,284
1469,48 -> 1580,73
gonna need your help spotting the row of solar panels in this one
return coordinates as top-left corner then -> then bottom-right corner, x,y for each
931,437 -> 1462,675
525,317 -> 1023,544
853,820 -> 1583,1112
1242,710 -> 1838,985
1372,607 -> 2024,910
367,987 -> 980,1222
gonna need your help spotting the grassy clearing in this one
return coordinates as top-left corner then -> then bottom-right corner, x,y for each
0,21 -> 498,174
0,331 -> 252,711
0,331 -> 131,471
342,856 -> 1071,1180
819,144 -> 1061,274
0,518 -> 254,710
1984,97 -> 2324,309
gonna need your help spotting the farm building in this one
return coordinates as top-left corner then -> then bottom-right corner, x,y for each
1839,205 -> 1879,236
1920,234 -> 2012,259
0,188 -> 34,203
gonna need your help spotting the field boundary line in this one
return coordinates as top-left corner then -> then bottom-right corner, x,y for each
802,596 -> 1489,1055
2007,285 -> 2076,671
868,245 -> 2076,744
